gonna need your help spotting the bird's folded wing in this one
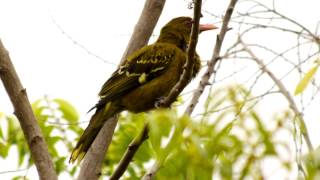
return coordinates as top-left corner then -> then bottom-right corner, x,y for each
95,43 -> 178,108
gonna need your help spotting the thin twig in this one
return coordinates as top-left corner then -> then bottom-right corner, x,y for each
185,0 -> 238,115
159,0 -> 202,107
239,38 -> 314,152
49,12 -> 115,65
142,0 -> 204,178
0,168 -> 29,175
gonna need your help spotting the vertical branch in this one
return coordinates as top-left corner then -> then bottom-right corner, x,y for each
77,0 -> 166,179
98,0 -> 202,177
185,0 -> 238,115
142,0 -> 203,179
159,0 -> 202,107
0,39 -> 57,180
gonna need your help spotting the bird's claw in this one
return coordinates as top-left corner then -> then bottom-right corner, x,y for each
155,96 -> 165,108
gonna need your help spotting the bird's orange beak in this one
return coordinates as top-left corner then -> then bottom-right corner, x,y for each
199,24 -> 218,32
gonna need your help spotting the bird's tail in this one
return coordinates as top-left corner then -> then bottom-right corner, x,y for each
69,102 -> 120,163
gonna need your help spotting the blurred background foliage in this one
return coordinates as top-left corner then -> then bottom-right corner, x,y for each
2,85 -> 317,179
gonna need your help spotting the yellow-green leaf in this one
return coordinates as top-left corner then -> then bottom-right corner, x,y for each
53,99 -> 79,122
294,66 -> 318,95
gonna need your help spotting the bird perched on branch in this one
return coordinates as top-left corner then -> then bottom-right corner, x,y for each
70,16 -> 217,163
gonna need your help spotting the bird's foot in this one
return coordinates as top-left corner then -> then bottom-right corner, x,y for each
155,96 -> 166,108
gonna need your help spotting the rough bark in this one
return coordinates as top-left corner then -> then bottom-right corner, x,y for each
119,0 -> 167,65
77,0 -> 166,179
77,117 -> 118,180
0,39 -> 57,180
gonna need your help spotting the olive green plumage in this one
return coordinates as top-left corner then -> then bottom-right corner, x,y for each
70,17 -> 205,163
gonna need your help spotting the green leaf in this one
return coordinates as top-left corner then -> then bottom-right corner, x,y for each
68,125 -> 83,135
148,110 -> 175,156
295,65 -> 319,95
0,123 -> 3,140
250,112 -> 276,155
55,157 -> 66,174
53,98 -> 79,122
70,166 -> 77,176
47,136 -> 61,146
12,176 -> 28,180
0,142 -> 9,157
7,115 -> 18,143
16,141 -> 28,166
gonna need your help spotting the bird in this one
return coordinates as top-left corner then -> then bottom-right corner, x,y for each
69,16 -> 217,163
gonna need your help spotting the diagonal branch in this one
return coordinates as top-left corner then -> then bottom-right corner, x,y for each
77,0 -> 166,179
0,39 -> 57,180
109,124 -> 149,180
185,0 -> 238,115
239,38 -> 314,152
119,0 -> 167,65
142,0 -> 203,179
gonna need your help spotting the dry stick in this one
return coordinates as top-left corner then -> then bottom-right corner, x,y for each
240,39 -> 314,152
159,0 -> 202,107
251,0 -> 320,45
0,40 -> 57,180
77,0 -> 166,179
185,0 -> 238,115
109,124 -> 149,180
142,0 -> 203,179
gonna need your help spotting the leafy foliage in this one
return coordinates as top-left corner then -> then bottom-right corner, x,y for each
102,86 -> 294,179
0,97 -> 82,178
1,86 -> 317,179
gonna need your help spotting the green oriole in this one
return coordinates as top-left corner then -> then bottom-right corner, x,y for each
70,16 -> 217,163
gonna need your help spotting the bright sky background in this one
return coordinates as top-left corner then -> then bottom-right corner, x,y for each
0,0 -> 320,179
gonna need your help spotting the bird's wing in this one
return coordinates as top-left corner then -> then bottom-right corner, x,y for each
94,43 -> 178,109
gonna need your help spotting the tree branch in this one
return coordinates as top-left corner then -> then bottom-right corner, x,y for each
77,116 -> 118,180
185,0 -> 238,115
119,0 -> 167,65
159,0 -> 202,107
77,0 -> 166,179
0,39 -> 57,180
142,0 -> 203,178
109,124 -> 149,180
239,38 -> 314,152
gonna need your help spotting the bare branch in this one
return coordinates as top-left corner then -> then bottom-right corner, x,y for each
109,124 -> 149,180
0,168 -> 29,175
141,0 -> 203,178
185,0 -> 238,115
119,0 -> 167,65
77,0 -> 166,179
0,39 -> 57,180
239,38 -> 314,152
159,0 -> 202,107
103,0 -> 202,178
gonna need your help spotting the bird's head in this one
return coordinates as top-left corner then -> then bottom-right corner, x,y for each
157,16 -> 218,50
